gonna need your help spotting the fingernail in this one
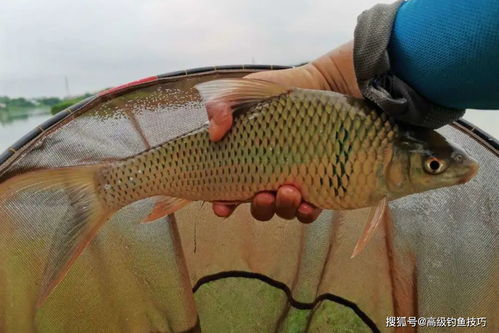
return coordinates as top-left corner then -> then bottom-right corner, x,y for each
298,204 -> 313,215
278,193 -> 300,209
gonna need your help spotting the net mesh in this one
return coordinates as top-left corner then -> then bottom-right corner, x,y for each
0,69 -> 497,332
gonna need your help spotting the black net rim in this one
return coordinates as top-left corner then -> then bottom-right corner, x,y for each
1,64 -> 497,169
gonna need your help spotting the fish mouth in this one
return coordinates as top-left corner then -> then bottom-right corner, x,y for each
459,160 -> 479,184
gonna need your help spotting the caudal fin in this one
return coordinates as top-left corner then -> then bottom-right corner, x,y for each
0,165 -> 112,307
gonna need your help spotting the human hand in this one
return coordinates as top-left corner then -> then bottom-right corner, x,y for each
208,41 -> 361,223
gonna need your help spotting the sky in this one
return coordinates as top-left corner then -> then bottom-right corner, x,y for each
0,0 -> 392,98
0,0 -> 497,137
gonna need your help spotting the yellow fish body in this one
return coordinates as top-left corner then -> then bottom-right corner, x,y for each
100,85 -> 394,211
0,78 -> 478,305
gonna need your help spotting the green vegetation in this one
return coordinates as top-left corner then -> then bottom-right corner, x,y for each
0,96 -> 37,109
50,93 -> 92,114
0,96 -> 64,111
0,93 -> 94,117
37,97 -> 62,107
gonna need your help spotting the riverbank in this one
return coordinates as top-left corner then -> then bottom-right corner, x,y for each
50,94 -> 91,114
0,93 -> 92,119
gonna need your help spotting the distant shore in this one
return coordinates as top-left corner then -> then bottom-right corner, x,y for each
0,93 -> 92,118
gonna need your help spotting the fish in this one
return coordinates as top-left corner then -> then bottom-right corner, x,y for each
0,78 -> 478,306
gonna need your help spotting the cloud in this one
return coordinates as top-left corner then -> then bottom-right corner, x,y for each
0,0 -> 389,97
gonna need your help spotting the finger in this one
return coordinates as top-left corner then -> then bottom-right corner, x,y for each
206,101 -> 233,142
250,192 -> 276,221
275,185 -> 302,220
296,202 -> 322,224
212,202 -> 238,217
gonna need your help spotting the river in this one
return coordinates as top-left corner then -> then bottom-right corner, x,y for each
0,108 -> 497,156
0,107 -> 52,153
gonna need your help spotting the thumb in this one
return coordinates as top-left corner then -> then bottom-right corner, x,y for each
207,101 -> 234,142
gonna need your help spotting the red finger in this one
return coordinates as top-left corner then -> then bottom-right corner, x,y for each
212,202 -> 238,217
250,192 -> 276,221
296,202 -> 322,224
206,101 -> 233,142
275,185 -> 302,220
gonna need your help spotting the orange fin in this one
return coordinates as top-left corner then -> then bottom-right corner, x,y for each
351,197 -> 388,258
195,78 -> 292,110
142,196 -> 191,223
0,165 -> 112,307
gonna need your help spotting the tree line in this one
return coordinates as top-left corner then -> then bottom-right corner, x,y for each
0,94 -> 91,114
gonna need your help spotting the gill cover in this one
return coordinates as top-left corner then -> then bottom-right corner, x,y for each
391,129 -> 478,196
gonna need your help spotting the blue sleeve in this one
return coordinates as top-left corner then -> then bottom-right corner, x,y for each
387,0 -> 499,110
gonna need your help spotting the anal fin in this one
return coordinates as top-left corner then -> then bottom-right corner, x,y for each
351,197 -> 388,258
142,196 -> 191,223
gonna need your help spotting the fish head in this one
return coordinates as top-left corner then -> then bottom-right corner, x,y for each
386,129 -> 478,198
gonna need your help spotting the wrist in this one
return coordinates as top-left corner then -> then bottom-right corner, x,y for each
309,41 -> 361,98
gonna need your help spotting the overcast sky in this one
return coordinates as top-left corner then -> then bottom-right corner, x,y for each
0,0 -> 393,98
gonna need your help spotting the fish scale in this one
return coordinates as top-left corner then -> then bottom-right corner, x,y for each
97,89 -> 396,210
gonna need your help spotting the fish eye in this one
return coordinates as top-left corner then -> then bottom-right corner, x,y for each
424,157 -> 446,174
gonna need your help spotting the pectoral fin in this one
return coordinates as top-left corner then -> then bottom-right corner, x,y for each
351,197 -> 388,258
141,196 -> 191,223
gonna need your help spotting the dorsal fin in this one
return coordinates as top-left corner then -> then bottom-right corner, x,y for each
195,78 -> 292,108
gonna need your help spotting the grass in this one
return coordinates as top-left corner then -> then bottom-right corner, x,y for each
50,94 -> 92,114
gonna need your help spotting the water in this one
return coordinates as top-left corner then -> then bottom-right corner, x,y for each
0,108 -> 52,153
0,108 -> 497,155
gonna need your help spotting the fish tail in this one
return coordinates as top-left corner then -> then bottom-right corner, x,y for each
0,164 -> 113,307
